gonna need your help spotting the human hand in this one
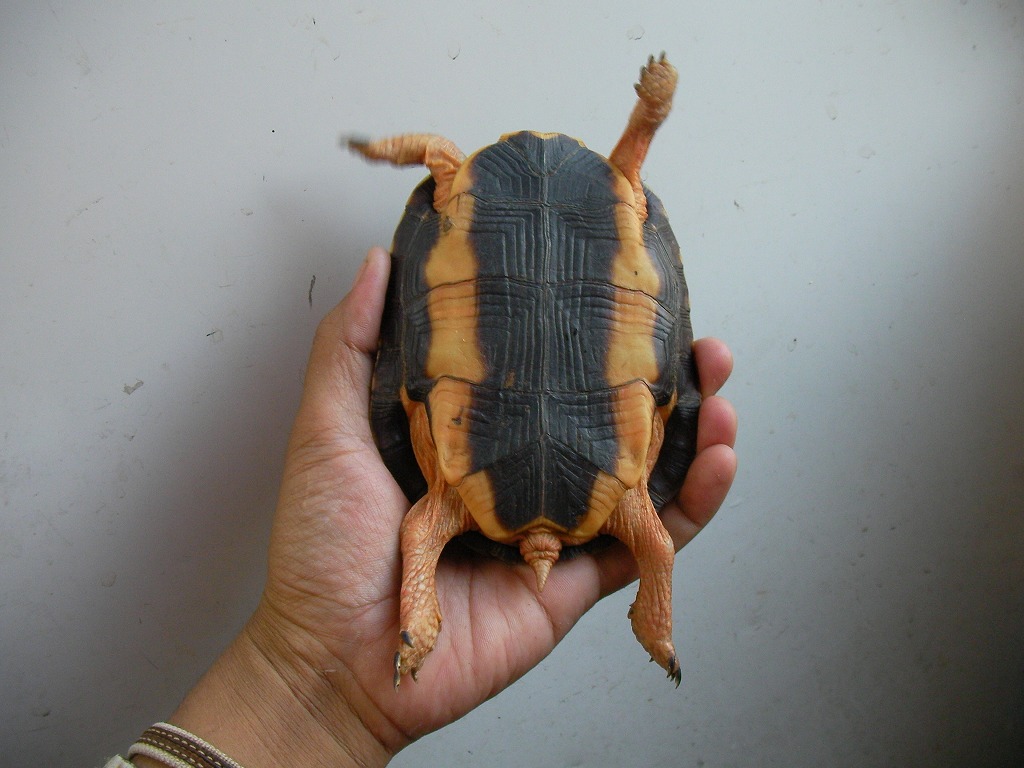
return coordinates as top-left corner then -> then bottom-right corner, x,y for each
157,246 -> 737,768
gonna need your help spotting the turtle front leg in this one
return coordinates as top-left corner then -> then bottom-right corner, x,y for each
348,133 -> 465,212
608,53 -> 678,222
395,481 -> 470,687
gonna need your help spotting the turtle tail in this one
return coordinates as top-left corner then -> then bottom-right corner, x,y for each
519,531 -> 563,592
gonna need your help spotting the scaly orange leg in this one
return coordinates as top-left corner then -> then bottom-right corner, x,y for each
395,481 -> 470,686
348,133 -> 465,212
601,416 -> 681,685
393,402 -> 471,686
608,53 -> 678,222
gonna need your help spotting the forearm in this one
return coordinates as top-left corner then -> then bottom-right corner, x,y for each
132,616 -> 391,768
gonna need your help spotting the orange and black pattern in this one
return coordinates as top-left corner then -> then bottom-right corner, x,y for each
371,132 -> 699,538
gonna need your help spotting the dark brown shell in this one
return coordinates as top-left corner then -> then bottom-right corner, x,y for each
371,131 -> 700,544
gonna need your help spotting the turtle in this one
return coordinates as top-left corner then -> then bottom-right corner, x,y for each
349,54 -> 700,687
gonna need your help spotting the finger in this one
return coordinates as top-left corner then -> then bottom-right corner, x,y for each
696,396 -> 737,452
591,440 -> 737,599
274,247 -> 404,564
670,444 -> 737,537
580,365 -> 737,599
585,538 -> 640,602
693,337 -> 733,397
334,246 -> 392,355
296,247 -> 391,437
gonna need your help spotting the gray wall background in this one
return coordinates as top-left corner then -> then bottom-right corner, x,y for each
2,2 -> 1022,766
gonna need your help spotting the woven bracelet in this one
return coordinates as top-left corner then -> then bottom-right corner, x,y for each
126,722 -> 246,768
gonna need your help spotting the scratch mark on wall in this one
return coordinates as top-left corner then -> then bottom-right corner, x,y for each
66,196 -> 105,225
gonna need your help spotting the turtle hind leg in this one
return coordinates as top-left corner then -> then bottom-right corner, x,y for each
394,401 -> 471,687
347,133 -> 465,212
602,415 -> 682,685
608,53 -> 678,222
604,486 -> 680,685
395,481 -> 470,687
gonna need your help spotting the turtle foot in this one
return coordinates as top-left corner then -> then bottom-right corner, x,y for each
393,447 -> 470,688
609,54 -> 678,221
393,620 -> 439,688
632,606 -> 681,687
634,52 -> 677,125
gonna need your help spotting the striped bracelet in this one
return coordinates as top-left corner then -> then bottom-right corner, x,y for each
126,722 -> 246,768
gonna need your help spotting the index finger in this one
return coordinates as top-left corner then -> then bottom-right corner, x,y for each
692,338 -> 733,397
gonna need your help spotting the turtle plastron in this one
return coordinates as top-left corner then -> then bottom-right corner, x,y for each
394,401 -> 472,686
600,415 -> 682,686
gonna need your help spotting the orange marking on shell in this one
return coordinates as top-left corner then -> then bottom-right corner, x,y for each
610,381 -> 657,489
406,401 -> 438,488
424,193 -> 477,286
610,204 -> 661,295
576,470 -> 629,539
605,289 -> 661,387
426,378 -> 477,486
575,382 -> 657,538
605,167 -> 661,387
424,282 -> 486,382
455,471 -> 501,537
423,189 -> 486,383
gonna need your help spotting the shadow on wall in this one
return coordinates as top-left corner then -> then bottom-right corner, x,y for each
722,109 -> 1024,763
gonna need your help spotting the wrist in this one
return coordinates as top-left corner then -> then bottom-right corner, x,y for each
154,610 -> 391,768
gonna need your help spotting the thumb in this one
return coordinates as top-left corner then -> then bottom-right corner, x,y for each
322,246 -> 392,356
292,247 -> 391,444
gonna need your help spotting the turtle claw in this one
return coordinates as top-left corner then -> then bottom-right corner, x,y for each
642,639 -> 682,687
393,644 -> 424,688
667,654 -> 681,688
634,53 -> 677,121
394,626 -> 434,686
394,631 -> 419,687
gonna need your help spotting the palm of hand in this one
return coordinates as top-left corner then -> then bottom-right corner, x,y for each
253,249 -> 737,752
